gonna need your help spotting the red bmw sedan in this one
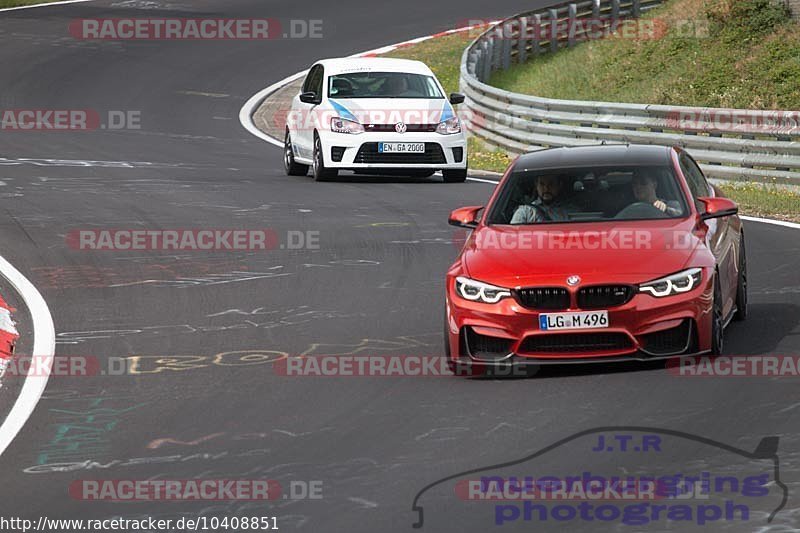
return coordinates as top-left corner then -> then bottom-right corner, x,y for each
446,145 -> 746,372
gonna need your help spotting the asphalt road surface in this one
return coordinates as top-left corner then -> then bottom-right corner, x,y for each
0,1 -> 798,531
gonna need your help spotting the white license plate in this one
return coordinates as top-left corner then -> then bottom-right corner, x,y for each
539,311 -> 609,330
379,142 -> 425,153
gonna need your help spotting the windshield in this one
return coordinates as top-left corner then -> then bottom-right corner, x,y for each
328,71 -> 444,99
486,164 -> 689,225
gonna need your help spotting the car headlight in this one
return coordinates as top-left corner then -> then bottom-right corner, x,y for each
639,268 -> 703,297
436,116 -> 461,135
455,276 -> 511,304
331,117 -> 364,134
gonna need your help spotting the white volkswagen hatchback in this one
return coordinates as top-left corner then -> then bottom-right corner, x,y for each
284,57 -> 468,182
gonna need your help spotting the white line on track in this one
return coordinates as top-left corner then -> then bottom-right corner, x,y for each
0,0 -> 72,461
740,216 -> 800,230
0,255 -> 55,457
0,0 -> 95,13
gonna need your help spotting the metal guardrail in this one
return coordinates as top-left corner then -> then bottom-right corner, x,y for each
459,0 -> 800,183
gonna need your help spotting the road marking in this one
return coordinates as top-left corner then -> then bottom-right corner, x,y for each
740,215 -> 800,230
239,71 -> 307,148
0,0 -> 96,13
178,90 -> 230,98
466,177 -> 500,185
0,254 -> 55,458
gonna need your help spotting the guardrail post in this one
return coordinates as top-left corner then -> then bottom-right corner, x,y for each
568,3 -> 577,47
517,16 -> 528,63
549,8 -> 559,53
611,0 -> 620,30
532,14 -> 542,56
502,22 -> 512,70
494,27 -> 504,68
632,0 -> 641,18
592,0 -> 600,19
481,40 -> 491,81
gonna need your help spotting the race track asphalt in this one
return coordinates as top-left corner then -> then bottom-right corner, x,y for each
0,1 -> 798,531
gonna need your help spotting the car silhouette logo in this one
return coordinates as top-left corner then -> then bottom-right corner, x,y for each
395,122 -> 407,134
567,275 -> 581,286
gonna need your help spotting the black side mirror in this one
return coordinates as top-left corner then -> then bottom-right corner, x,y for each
299,91 -> 318,104
449,92 -> 465,105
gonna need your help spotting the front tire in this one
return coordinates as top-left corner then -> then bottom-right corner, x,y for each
443,168 -> 467,183
284,130 -> 309,176
734,234 -> 748,321
312,135 -> 338,182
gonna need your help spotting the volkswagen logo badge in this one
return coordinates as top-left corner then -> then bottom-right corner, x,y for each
395,122 -> 407,134
566,275 -> 581,286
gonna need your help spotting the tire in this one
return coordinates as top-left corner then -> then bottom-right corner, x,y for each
312,134 -> 338,182
283,130 -> 309,176
734,234 -> 748,321
710,274 -> 724,355
443,168 -> 467,183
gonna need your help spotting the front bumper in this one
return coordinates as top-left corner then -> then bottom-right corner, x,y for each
317,130 -> 467,169
445,274 -> 714,366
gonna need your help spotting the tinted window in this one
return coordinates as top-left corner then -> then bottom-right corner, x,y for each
486,165 -> 688,225
303,65 -> 323,95
328,72 -> 443,99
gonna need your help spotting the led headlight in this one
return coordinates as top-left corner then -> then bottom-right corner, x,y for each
331,117 -> 364,134
639,268 -> 702,297
455,276 -> 511,304
436,116 -> 461,135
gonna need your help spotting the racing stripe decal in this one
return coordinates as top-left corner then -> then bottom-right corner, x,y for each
329,99 -> 358,122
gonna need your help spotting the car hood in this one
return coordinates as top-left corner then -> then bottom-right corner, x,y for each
460,219 -> 710,287
328,97 -> 454,125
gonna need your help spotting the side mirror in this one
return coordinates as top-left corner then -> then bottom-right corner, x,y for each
299,91 -> 318,104
448,206 -> 483,229
698,197 -> 738,221
449,92 -> 465,105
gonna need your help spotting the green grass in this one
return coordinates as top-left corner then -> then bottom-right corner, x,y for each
488,0 -> 800,109
0,0 -> 59,7
467,137 -> 512,173
385,32 -> 471,96
719,183 -> 800,222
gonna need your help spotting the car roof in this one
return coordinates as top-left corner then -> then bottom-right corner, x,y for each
312,57 -> 435,76
513,144 -> 674,171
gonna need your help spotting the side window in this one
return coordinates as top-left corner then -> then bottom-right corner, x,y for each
312,66 -> 324,96
302,65 -> 323,95
301,66 -> 315,93
680,153 -> 711,200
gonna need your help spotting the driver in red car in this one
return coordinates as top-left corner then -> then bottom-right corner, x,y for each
510,174 -> 579,224
631,171 -> 682,216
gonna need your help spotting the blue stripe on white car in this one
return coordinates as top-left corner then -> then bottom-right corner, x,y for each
329,99 -> 358,122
